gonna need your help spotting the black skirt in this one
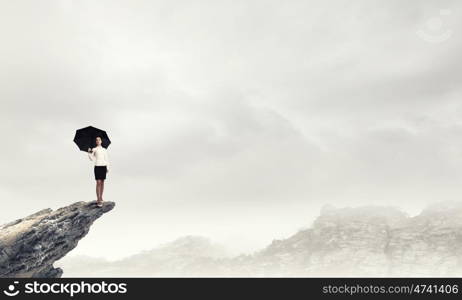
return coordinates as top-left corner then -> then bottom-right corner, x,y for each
94,166 -> 107,180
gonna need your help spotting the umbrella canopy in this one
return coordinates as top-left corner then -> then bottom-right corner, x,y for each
73,126 -> 111,152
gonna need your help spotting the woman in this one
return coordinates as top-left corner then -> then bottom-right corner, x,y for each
88,136 -> 109,207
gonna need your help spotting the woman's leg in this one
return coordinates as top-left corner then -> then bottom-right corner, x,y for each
101,180 -> 105,201
96,180 -> 102,201
95,180 -> 99,201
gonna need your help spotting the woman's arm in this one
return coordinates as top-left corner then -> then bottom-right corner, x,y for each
88,148 -> 95,161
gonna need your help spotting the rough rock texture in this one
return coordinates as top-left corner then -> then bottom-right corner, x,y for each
0,201 -> 115,278
386,202 -> 462,276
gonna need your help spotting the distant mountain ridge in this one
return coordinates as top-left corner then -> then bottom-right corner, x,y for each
57,201 -> 462,277
57,235 -> 227,276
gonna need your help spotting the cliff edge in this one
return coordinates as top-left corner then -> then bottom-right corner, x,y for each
0,201 -> 115,278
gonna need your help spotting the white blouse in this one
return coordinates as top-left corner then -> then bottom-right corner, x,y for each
88,145 -> 110,169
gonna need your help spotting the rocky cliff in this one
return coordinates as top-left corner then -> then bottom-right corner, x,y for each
0,201 -> 115,278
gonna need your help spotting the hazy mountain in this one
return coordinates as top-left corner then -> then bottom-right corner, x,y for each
57,235 -> 229,277
57,201 -> 462,277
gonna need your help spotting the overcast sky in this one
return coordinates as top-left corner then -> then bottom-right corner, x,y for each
1,0 -> 461,259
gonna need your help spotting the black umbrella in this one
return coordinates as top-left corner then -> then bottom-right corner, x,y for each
73,126 -> 111,152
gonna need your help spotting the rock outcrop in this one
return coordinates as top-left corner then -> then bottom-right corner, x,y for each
0,201 -> 115,278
